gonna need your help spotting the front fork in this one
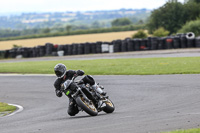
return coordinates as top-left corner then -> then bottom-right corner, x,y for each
72,87 -> 92,104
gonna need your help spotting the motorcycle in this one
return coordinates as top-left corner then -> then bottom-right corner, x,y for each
60,76 -> 115,116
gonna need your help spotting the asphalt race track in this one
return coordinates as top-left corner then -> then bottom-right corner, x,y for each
1,74 -> 200,133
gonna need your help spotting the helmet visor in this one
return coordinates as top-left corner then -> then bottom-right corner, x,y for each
55,71 -> 64,78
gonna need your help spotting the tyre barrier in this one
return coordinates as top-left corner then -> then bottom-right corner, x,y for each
158,37 -> 166,49
173,36 -> 180,49
195,37 -> 200,47
180,36 -> 187,48
45,43 -> 54,56
134,39 -> 140,51
1,34 -> 200,59
187,38 -> 195,48
113,40 -> 121,52
165,37 -> 173,49
67,45 -> 73,55
151,37 -> 159,50
127,39 -> 134,51
96,42 -> 102,53
84,42 -> 91,54
0,50 -> 5,59
77,44 -> 84,55
121,40 -> 128,52
140,39 -> 148,50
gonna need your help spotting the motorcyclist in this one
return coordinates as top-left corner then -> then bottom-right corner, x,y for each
53,63 -> 106,116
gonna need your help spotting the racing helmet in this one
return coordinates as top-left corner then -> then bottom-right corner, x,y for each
54,63 -> 67,78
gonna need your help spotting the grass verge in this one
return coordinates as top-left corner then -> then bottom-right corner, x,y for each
0,102 -> 16,116
0,57 -> 200,75
162,128 -> 200,133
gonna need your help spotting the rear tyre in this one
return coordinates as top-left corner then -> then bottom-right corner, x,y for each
75,96 -> 98,116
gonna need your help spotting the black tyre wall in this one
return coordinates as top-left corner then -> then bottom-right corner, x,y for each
187,39 -> 195,48
45,43 -> 54,56
78,44 -> 84,55
113,40 -> 122,52
140,39 -> 147,50
173,36 -> 180,49
151,37 -> 159,50
96,41 -> 102,53
121,40 -> 128,52
147,37 -> 152,50
39,46 -> 46,57
134,39 -> 140,51
180,36 -> 187,48
4,50 -> 9,58
91,43 -> 97,53
63,45 -> 69,55
127,39 -> 134,51
67,45 -> 73,55
158,37 -> 166,49
195,37 -> 200,47
84,43 -> 91,54
72,44 -> 78,55
165,37 -> 173,49
9,48 -> 17,58
22,47 -> 30,58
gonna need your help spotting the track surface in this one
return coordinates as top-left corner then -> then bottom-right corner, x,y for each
1,75 -> 200,133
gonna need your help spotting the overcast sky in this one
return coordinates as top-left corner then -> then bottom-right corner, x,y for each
0,0 -> 185,13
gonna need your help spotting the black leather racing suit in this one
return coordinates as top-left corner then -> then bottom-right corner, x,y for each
54,70 -> 95,116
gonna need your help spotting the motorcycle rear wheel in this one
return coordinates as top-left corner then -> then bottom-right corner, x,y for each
75,96 -> 98,116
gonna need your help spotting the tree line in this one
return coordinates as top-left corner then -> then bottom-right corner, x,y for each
0,0 -> 200,41
147,0 -> 200,36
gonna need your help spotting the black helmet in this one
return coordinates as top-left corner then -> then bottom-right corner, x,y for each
54,63 -> 67,78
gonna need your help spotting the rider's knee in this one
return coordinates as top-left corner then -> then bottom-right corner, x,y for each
82,75 -> 95,85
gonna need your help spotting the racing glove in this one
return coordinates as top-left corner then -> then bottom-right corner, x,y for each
76,70 -> 84,76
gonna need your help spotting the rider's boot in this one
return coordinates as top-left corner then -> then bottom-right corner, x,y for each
92,83 -> 106,96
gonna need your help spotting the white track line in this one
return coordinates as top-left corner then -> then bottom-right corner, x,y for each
5,104 -> 24,117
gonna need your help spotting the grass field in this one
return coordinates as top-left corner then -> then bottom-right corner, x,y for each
0,31 -> 137,50
0,102 -> 16,116
163,128 -> 200,133
0,57 -> 200,75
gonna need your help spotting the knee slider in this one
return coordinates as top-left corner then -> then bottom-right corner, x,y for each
82,75 -> 95,85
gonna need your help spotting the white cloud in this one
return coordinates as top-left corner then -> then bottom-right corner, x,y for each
0,0 -> 185,13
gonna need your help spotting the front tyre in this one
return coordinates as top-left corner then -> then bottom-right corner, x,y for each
75,96 -> 98,116
103,98 -> 115,113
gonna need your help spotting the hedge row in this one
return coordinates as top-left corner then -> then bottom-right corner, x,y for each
0,35 -> 200,59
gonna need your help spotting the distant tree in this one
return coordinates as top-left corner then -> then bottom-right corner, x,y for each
178,19 -> 200,36
66,25 -> 72,33
111,18 -> 132,27
132,30 -> 148,39
153,27 -> 170,37
183,2 -> 200,21
147,1 -> 186,34
138,20 -> 144,24
188,0 -> 200,3
91,21 -> 101,28
42,28 -> 51,34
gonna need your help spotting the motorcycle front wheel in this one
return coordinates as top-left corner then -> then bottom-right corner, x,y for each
103,98 -> 115,113
75,96 -> 98,116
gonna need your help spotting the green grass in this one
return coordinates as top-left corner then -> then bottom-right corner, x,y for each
0,57 -> 200,75
0,102 -> 16,116
162,128 -> 200,133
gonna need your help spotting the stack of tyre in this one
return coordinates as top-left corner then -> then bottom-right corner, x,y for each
1,32 -> 200,59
